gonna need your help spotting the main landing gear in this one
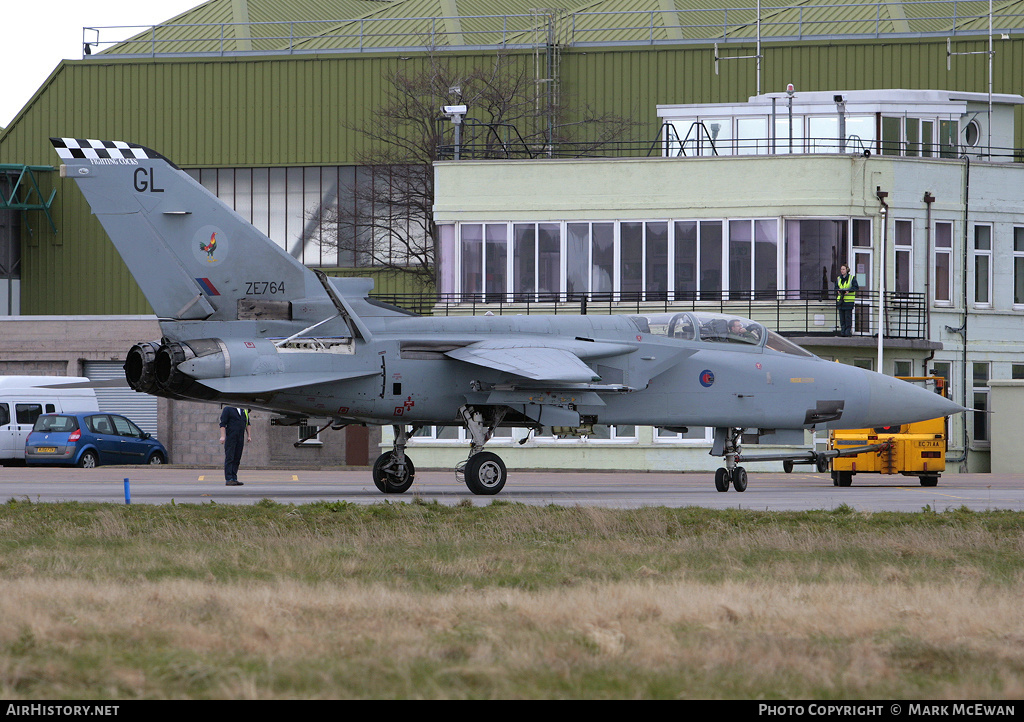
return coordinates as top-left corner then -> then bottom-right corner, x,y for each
372,424 -> 418,493
712,427 -> 748,492
371,406 -> 510,496
455,405 -> 508,495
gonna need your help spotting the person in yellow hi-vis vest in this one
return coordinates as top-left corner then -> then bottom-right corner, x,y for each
835,264 -> 859,337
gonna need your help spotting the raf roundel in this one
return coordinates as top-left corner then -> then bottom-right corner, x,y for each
699,369 -> 715,387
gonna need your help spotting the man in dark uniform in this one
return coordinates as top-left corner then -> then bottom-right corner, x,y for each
219,406 -> 251,486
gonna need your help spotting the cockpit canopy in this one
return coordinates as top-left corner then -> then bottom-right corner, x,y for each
630,312 -> 814,357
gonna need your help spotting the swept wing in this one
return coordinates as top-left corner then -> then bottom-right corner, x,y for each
446,343 -> 604,384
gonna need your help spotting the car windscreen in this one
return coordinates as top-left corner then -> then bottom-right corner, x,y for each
32,415 -> 79,433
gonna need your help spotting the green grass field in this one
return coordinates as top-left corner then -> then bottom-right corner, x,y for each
1,498 -> 1022,699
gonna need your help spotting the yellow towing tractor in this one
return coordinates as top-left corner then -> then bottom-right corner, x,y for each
827,376 -> 948,487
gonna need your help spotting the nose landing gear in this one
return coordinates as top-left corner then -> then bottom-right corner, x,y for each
713,427 -> 748,492
372,424 -> 419,493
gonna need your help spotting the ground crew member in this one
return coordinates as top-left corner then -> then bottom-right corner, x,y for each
219,406 -> 251,486
835,264 -> 859,337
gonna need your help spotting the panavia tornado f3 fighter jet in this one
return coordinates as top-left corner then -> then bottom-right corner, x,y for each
51,138 -> 964,494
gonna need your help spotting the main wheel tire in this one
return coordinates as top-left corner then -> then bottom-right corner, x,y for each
77,450 -> 99,469
733,466 -> 748,492
464,452 -> 507,495
714,467 -> 730,492
372,452 -> 416,493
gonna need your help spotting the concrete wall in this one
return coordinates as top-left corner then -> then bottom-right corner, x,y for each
392,425 -> 815,475
164,400 -> 378,470
989,380 -> 1024,474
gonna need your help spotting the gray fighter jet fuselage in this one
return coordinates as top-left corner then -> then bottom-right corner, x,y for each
51,137 -> 964,494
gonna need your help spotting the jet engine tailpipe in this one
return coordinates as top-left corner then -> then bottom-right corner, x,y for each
124,341 -> 160,393
155,342 -> 195,394
150,339 -> 222,401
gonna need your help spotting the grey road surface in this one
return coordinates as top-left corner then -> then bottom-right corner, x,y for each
0,466 -> 1021,512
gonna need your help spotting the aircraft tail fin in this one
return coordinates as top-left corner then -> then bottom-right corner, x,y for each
51,138 -> 327,321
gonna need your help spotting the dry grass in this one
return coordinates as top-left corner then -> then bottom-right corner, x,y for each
0,500 -> 1022,698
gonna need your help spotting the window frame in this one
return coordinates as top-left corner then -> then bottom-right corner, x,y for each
933,221 -> 954,306
1014,227 -> 1024,308
972,361 -> 990,445
972,223 -> 993,308
894,219 -> 913,294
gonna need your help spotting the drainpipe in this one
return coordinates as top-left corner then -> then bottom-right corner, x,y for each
787,84 -> 795,154
944,156 -> 971,465
958,157 -> 971,464
876,187 -> 888,373
923,191 -> 935,345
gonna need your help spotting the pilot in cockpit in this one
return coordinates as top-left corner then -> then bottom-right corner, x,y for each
728,319 -> 759,342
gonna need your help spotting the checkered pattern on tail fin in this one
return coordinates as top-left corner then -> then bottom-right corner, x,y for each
51,138 -> 155,161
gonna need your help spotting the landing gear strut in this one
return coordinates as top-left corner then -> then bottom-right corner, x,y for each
712,427 -> 748,492
372,424 -> 419,493
457,405 -> 508,495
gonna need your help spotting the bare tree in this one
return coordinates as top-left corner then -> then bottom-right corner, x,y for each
306,52 -> 638,286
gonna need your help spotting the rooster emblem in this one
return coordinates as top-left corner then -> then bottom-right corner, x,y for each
198,232 -> 217,261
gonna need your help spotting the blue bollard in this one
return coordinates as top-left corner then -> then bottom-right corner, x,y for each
124,478 -> 131,505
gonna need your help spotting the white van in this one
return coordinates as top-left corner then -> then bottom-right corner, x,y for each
0,377 -> 99,464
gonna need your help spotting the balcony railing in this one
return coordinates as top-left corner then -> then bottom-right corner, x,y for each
370,289 -> 928,339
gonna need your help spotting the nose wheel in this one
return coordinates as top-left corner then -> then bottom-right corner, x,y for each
714,466 -> 747,492
713,427 -> 748,492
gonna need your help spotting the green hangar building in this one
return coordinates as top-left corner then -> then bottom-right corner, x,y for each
2,0 -> 1024,472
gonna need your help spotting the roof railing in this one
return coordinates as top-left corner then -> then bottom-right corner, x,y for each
83,2 -> 1024,58
437,126 -> 1024,162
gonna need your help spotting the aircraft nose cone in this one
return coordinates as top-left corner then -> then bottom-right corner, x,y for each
862,373 -> 965,426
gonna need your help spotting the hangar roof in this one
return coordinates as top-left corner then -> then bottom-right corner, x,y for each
92,0 -> 1024,56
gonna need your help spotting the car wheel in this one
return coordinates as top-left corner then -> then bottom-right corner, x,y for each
148,452 -> 165,465
77,450 -> 99,469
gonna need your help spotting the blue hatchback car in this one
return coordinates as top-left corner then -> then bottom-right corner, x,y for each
25,413 -> 168,467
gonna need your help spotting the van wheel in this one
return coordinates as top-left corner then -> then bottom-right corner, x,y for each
77,451 -> 99,469
148,452 -> 165,465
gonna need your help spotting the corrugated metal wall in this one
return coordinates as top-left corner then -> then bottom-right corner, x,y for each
2,34 -> 1022,314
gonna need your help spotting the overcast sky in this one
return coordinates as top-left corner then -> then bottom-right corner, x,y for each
1,1 -> 204,128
